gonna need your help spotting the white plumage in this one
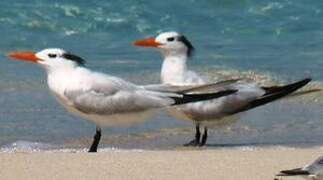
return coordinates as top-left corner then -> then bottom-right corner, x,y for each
134,31 -> 311,146
8,48 -> 237,151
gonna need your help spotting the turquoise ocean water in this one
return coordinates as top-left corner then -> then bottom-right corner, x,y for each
1,0 -> 323,151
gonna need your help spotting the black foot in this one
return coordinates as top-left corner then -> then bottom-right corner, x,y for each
183,124 -> 200,147
184,139 -> 200,146
88,127 -> 101,153
199,127 -> 208,147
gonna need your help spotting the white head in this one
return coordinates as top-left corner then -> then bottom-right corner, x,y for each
134,31 -> 195,58
8,48 -> 86,72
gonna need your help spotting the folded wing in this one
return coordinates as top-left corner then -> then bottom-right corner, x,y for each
64,79 -> 237,115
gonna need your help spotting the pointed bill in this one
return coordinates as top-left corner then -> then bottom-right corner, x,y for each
133,38 -> 162,47
8,51 -> 40,63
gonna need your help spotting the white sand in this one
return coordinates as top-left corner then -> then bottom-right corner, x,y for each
0,147 -> 321,180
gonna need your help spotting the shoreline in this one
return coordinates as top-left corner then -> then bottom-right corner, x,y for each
0,147 -> 322,180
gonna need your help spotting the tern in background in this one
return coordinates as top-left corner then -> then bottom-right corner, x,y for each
276,156 -> 323,180
134,31 -> 312,146
8,48 -> 238,152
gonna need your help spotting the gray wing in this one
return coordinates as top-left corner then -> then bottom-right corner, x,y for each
64,83 -> 238,116
64,88 -> 175,115
63,76 -> 176,115
142,79 -> 242,94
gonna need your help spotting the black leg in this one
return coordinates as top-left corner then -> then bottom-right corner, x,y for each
200,127 -> 208,146
184,124 -> 201,146
88,127 -> 101,153
195,125 -> 201,144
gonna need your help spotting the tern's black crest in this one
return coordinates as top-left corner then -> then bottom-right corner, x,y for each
178,35 -> 195,57
63,53 -> 86,66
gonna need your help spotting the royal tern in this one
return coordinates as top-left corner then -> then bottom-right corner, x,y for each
276,156 -> 323,180
134,31 -> 312,146
8,48 -> 237,152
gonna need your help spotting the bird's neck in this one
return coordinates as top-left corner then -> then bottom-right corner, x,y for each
161,55 -> 188,84
46,66 -> 80,96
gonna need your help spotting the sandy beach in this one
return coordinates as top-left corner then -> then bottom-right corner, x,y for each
0,147 -> 321,180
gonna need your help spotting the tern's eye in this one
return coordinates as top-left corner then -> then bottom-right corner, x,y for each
48,54 -> 57,58
167,37 -> 175,42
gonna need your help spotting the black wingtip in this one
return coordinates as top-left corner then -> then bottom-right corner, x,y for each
231,78 -> 311,114
264,78 -> 311,96
294,78 -> 311,88
277,168 -> 310,176
171,89 -> 237,106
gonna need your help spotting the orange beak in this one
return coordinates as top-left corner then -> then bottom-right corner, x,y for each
7,51 -> 41,63
133,38 -> 162,48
